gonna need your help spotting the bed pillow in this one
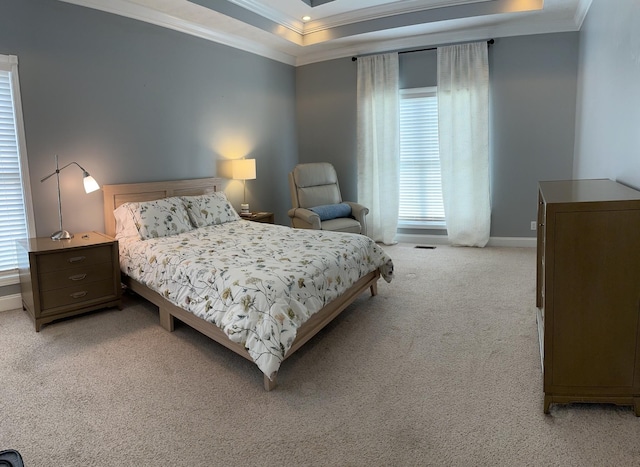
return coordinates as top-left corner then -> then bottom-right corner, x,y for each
309,203 -> 352,221
117,197 -> 193,240
181,192 -> 240,227
113,203 -> 141,242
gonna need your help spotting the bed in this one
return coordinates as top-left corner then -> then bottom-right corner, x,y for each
102,177 -> 393,390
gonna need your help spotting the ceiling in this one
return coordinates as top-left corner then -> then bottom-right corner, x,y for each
60,0 -> 592,66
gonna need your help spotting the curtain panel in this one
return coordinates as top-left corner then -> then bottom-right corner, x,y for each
356,53 -> 400,245
437,42 -> 491,247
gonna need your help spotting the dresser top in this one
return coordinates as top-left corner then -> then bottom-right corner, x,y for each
17,231 -> 115,253
539,179 -> 640,204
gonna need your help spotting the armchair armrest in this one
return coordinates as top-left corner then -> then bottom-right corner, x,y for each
287,208 -> 321,230
344,202 -> 369,237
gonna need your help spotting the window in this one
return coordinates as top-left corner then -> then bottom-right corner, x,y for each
398,87 -> 445,228
0,55 -> 33,281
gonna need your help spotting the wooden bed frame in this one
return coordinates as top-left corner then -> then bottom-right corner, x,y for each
102,177 -> 380,390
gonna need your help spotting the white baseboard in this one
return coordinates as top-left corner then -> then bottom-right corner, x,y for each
0,293 -> 22,313
396,233 -> 536,248
487,236 -> 537,248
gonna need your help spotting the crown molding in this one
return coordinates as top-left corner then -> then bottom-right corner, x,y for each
573,0 -> 593,28
228,0 -> 493,36
228,0 -> 305,34
294,17 -> 580,66
303,0 -> 491,34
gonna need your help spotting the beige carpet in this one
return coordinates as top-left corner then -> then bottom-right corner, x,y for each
1,243 -> 639,466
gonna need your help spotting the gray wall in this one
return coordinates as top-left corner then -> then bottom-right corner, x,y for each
573,0 -> 640,189
489,34 -> 578,236
296,33 -> 579,238
295,58 -> 358,202
0,0 -> 297,237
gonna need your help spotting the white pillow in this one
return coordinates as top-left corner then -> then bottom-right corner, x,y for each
181,192 -> 240,227
115,197 -> 193,240
113,203 -> 141,241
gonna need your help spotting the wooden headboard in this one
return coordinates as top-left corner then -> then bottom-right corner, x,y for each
102,177 -> 224,238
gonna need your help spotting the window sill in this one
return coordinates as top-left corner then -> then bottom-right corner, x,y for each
398,220 -> 446,230
0,270 -> 19,287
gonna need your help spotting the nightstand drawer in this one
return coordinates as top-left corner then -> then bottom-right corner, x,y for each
40,280 -> 117,312
39,263 -> 114,292
17,231 -> 122,331
37,245 -> 113,273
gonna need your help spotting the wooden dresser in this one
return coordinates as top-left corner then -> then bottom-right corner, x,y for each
536,179 -> 640,416
17,231 -> 121,331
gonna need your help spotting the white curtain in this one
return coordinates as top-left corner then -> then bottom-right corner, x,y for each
437,42 -> 491,247
357,53 -> 400,245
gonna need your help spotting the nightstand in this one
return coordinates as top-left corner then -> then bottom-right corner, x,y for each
16,231 -> 122,331
241,211 -> 275,224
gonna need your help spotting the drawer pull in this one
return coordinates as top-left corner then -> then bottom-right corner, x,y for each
68,256 -> 86,263
69,274 -> 87,281
70,291 -> 87,299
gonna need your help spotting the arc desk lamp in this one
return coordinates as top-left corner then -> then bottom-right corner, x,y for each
41,154 -> 100,240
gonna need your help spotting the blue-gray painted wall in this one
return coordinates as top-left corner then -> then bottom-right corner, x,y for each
0,0 -> 297,238
296,33 -> 580,239
573,0 -> 640,189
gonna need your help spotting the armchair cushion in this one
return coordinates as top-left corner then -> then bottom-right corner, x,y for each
309,203 -> 352,221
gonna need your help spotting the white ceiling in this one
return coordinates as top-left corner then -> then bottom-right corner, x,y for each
60,0 -> 592,66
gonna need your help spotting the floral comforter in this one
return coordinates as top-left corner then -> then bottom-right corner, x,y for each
119,221 -> 394,379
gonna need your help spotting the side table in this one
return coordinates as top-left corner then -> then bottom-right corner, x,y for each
241,211 -> 275,224
16,231 -> 122,331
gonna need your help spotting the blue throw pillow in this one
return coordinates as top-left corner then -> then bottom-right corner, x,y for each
309,203 -> 352,221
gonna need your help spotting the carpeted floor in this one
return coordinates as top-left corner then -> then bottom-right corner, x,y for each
1,243 -> 639,466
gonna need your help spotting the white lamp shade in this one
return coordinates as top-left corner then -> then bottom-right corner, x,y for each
83,175 -> 100,193
231,159 -> 256,181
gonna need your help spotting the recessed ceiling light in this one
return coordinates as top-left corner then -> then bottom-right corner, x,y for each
302,15 -> 311,22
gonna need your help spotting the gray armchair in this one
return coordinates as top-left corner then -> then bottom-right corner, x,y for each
287,162 -> 368,236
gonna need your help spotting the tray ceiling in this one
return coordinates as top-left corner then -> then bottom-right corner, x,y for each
60,0 -> 592,66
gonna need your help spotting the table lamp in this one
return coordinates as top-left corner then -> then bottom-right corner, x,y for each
231,158 -> 256,215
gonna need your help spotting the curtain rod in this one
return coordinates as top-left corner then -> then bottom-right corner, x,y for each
351,39 -> 494,61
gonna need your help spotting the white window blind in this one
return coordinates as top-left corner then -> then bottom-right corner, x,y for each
399,87 -> 445,227
0,55 -> 32,277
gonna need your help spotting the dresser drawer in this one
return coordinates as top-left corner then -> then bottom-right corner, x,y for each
36,245 -> 113,273
39,263 -> 114,292
40,280 -> 117,312
17,232 -> 121,331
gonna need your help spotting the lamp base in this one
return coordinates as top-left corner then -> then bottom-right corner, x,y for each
51,230 -> 73,240
240,203 -> 250,215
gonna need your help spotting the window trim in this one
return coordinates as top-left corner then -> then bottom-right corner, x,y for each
0,54 -> 35,284
398,219 -> 446,230
398,86 -> 446,230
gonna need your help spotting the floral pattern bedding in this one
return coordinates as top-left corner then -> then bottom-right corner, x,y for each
119,221 -> 394,379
